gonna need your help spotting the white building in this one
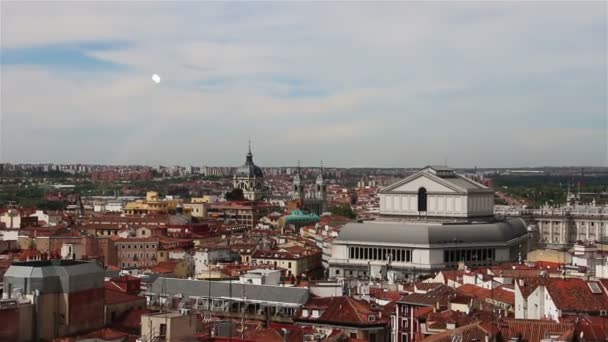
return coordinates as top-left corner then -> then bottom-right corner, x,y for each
0,209 -> 21,229
193,248 -> 234,277
379,166 -> 494,219
514,278 -> 608,321
61,243 -> 84,260
239,269 -> 281,286
529,204 -> 608,245
30,210 -> 63,226
328,166 -> 529,280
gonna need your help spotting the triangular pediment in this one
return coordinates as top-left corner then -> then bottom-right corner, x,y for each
380,172 -> 465,194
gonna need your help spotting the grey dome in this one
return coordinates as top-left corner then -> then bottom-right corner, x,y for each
235,150 -> 263,178
337,218 -> 528,246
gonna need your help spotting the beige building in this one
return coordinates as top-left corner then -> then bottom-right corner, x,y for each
123,191 -> 186,215
183,202 -> 208,218
251,247 -> 322,277
140,312 -> 200,341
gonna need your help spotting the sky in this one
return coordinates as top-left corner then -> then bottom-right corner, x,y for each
0,1 -> 606,168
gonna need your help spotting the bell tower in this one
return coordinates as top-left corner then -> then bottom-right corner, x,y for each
292,161 -> 305,202
315,161 -> 327,203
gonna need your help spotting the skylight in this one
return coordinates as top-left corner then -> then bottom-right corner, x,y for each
587,282 -> 602,294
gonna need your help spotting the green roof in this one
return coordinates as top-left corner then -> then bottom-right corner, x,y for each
283,210 -> 320,224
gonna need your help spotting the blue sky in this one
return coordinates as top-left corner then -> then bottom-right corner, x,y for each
0,2 -> 606,167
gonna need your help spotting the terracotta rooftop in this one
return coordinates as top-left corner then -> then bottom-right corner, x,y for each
400,284 -> 466,308
457,284 -> 515,305
148,261 -> 179,274
421,321 -> 493,342
369,288 -> 404,302
104,289 -> 145,305
498,319 -> 575,342
545,278 -> 608,313
425,310 -> 476,330
296,296 -> 388,327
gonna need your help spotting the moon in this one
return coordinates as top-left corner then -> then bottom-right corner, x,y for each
152,74 -> 161,84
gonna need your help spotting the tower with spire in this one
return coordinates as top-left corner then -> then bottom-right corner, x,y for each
292,160 -> 305,202
233,141 -> 266,201
315,161 -> 327,204
290,161 -> 328,215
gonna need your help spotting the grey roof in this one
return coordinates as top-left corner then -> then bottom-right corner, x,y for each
147,277 -> 309,306
3,260 -> 104,294
235,150 -> 263,178
336,218 -> 528,246
380,168 -> 491,194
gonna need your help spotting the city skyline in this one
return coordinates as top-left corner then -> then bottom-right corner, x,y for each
1,2 -> 606,167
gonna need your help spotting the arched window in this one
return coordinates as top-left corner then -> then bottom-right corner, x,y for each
418,187 -> 427,212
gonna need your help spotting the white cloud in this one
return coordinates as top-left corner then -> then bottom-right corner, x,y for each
0,1 -> 605,166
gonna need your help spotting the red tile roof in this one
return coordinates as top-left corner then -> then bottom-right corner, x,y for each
243,326 -> 304,342
297,296 -> 388,327
456,284 -> 515,305
421,321 -> 493,342
425,310 -> 476,330
148,261 -> 179,274
498,319 -> 575,342
400,284 -> 466,309
568,315 -> 608,341
76,328 -> 133,341
369,288 -> 404,302
545,278 -> 608,313
104,289 -> 145,305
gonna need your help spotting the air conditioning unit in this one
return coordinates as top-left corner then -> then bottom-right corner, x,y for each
600,310 -> 608,317
179,308 -> 191,315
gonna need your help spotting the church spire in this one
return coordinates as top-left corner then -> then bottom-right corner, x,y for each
316,161 -> 325,184
246,140 -> 253,163
293,160 -> 304,201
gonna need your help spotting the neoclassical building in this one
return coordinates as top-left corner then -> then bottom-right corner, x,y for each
233,145 -> 268,201
379,166 -> 494,220
328,166 -> 530,281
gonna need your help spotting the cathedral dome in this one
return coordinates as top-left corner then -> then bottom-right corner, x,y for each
235,148 -> 263,178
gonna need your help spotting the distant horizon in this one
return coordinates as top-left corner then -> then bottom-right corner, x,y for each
2,160 -> 607,171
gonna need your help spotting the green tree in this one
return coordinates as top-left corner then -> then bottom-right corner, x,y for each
329,204 -> 356,219
225,188 -> 245,201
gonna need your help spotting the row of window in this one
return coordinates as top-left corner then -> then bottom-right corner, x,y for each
541,221 -> 605,227
119,244 -> 157,249
443,248 -> 495,263
348,247 -> 412,262
120,252 -> 155,259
